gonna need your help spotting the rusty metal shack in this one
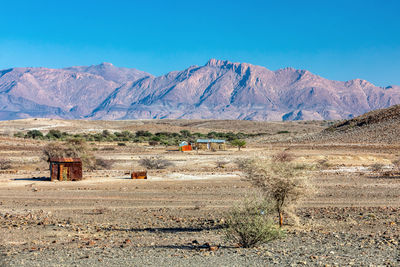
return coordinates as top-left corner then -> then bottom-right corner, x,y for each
50,158 -> 83,181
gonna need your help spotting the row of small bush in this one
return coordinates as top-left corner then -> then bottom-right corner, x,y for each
15,129 -> 256,145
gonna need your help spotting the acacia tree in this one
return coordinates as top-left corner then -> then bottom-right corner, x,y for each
231,139 -> 246,151
238,158 -> 311,227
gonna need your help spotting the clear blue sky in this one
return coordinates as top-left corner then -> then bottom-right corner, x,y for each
0,0 -> 399,86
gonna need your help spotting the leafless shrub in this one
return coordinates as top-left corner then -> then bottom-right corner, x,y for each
216,160 -> 229,168
272,151 -> 294,163
392,158 -> 400,172
238,158 -> 312,227
0,159 -> 12,170
224,198 -> 283,248
95,158 -> 114,170
317,158 -> 332,169
369,163 -> 384,173
139,156 -> 174,169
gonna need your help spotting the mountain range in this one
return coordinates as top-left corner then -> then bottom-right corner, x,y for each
0,59 -> 399,121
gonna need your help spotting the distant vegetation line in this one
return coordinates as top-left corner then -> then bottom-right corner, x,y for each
14,129 -> 275,146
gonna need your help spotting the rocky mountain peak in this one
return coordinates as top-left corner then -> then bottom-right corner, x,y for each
98,62 -> 114,68
205,59 -> 253,75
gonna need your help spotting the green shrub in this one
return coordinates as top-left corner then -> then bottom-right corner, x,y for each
26,130 -> 44,139
117,142 -> 126,146
136,130 -> 152,137
224,199 -> 283,248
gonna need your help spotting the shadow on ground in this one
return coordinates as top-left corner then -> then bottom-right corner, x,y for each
102,225 -> 225,233
13,177 -> 50,181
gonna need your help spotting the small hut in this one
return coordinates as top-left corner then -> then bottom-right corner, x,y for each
49,158 -> 83,181
195,139 -> 226,150
179,141 -> 192,151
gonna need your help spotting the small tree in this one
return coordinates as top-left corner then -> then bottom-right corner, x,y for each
231,139 -> 246,151
238,158 -> 311,227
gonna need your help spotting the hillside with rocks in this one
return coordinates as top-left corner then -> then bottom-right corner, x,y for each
304,104 -> 400,144
1,59 -> 400,121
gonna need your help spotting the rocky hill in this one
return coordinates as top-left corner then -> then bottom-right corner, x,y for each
0,59 -> 399,121
305,104 -> 400,144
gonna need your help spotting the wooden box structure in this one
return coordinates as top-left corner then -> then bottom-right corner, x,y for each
131,171 -> 147,179
50,158 -> 83,181
195,139 -> 226,150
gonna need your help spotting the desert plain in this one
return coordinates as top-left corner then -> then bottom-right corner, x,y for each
0,118 -> 399,266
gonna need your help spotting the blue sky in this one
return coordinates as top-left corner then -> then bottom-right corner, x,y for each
0,0 -> 399,86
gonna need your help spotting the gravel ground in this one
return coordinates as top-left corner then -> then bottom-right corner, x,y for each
3,229 -> 399,266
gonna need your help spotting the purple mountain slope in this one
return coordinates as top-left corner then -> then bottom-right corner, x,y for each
89,59 -> 400,120
0,63 -> 150,119
0,59 -> 399,121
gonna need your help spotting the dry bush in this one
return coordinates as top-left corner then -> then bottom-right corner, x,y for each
42,138 -> 100,171
139,156 -> 174,169
0,159 -> 12,170
42,143 -> 74,161
369,163 -> 384,173
317,158 -> 332,169
392,158 -> 400,172
238,158 -> 312,227
95,158 -> 114,170
216,160 -> 229,168
224,199 -> 283,248
101,147 -> 115,151
272,150 -> 294,163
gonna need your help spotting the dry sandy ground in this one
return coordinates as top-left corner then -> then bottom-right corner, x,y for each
0,120 -> 399,266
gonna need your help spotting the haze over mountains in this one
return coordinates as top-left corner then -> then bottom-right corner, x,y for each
0,59 -> 399,121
